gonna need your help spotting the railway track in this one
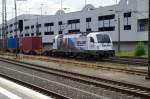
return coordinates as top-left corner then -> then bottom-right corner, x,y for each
104,56 -> 148,66
3,52 -> 148,66
23,55 -> 147,76
0,57 -> 149,99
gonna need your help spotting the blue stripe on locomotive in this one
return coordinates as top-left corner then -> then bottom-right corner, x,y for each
7,38 -> 17,49
68,38 -> 76,49
68,38 -> 76,46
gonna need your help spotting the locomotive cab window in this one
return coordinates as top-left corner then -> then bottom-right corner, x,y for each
53,39 -> 55,43
97,34 -> 110,43
90,37 -> 94,43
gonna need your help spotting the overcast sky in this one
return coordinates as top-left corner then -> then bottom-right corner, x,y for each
0,0 -> 120,23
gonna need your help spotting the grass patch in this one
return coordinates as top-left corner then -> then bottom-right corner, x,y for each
116,51 -> 148,58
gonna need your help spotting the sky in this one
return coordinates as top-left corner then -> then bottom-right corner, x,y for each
0,0 -> 120,23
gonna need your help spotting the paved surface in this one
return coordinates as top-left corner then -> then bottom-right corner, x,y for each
0,93 -> 9,99
0,77 -> 53,99
132,66 -> 147,70
20,58 -> 150,88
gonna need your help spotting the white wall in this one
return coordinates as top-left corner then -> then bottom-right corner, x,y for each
1,0 -> 148,44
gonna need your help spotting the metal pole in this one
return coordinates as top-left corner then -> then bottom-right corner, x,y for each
118,15 -> 121,52
2,0 -> 7,54
40,4 -> 43,16
116,0 -> 117,4
4,0 -> 7,53
14,0 -> 18,58
146,0 -> 150,79
36,16 -> 39,36
61,0 -> 62,10
85,0 -> 87,6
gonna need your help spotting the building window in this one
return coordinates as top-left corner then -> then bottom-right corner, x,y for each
68,29 -> 80,33
31,25 -> 34,33
10,31 -> 13,33
86,28 -> 92,32
59,31 -> 63,34
31,25 -> 34,29
68,19 -> 80,24
98,27 -> 115,31
14,29 -> 17,32
36,32 -> 41,36
44,22 -> 54,35
44,32 -> 54,35
25,26 -> 29,29
36,24 -> 41,28
14,22 -> 17,25
67,19 -> 80,33
20,34 -> 23,37
58,21 -> 62,25
86,18 -> 91,22
124,12 -> 131,30
58,21 -> 63,33
9,24 -> 13,33
124,25 -> 131,30
9,24 -> 13,27
124,12 -> 131,17
86,17 -> 91,31
98,14 -> 115,31
31,33 -> 34,36
44,23 -> 54,27
137,19 -> 148,32
25,34 -> 29,37
98,14 -> 115,20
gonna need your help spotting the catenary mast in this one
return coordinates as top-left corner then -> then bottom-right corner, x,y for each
2,0 -> 7,52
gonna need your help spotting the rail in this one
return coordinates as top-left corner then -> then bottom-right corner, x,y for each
0,57 -> 149,99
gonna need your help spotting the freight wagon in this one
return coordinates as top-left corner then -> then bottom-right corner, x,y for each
20,37 -> 42,54
52,32 -> 115,59
7,38 -> 17,53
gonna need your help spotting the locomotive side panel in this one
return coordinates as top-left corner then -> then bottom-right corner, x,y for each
55,34 -> 87,52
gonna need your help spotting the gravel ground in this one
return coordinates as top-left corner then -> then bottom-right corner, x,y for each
0,61 -> 140,99
19,58 -> 150,88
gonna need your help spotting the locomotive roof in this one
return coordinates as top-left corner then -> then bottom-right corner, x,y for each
63,31 -> 109,36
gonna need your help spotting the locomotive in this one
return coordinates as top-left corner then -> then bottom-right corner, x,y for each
52,32 -> 115,58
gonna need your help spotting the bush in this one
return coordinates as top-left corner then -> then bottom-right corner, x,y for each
134,42 -> 146,56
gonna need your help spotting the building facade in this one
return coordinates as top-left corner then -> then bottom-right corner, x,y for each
0,0 -> 149,51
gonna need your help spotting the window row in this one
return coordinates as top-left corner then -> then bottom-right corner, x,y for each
21,32 -> 42,37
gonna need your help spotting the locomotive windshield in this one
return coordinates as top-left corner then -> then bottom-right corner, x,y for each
96,34 -> 111,43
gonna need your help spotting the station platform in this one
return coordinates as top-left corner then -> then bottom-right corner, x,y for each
0,77 -> 53,99
19,58 -> 150,88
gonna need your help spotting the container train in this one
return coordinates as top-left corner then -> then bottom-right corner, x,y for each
0,32 -> 115,58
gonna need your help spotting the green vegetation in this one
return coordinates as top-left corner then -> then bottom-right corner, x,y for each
116,42 -> 147,58
134,42 -> 146,56
116,51 -> 148,58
